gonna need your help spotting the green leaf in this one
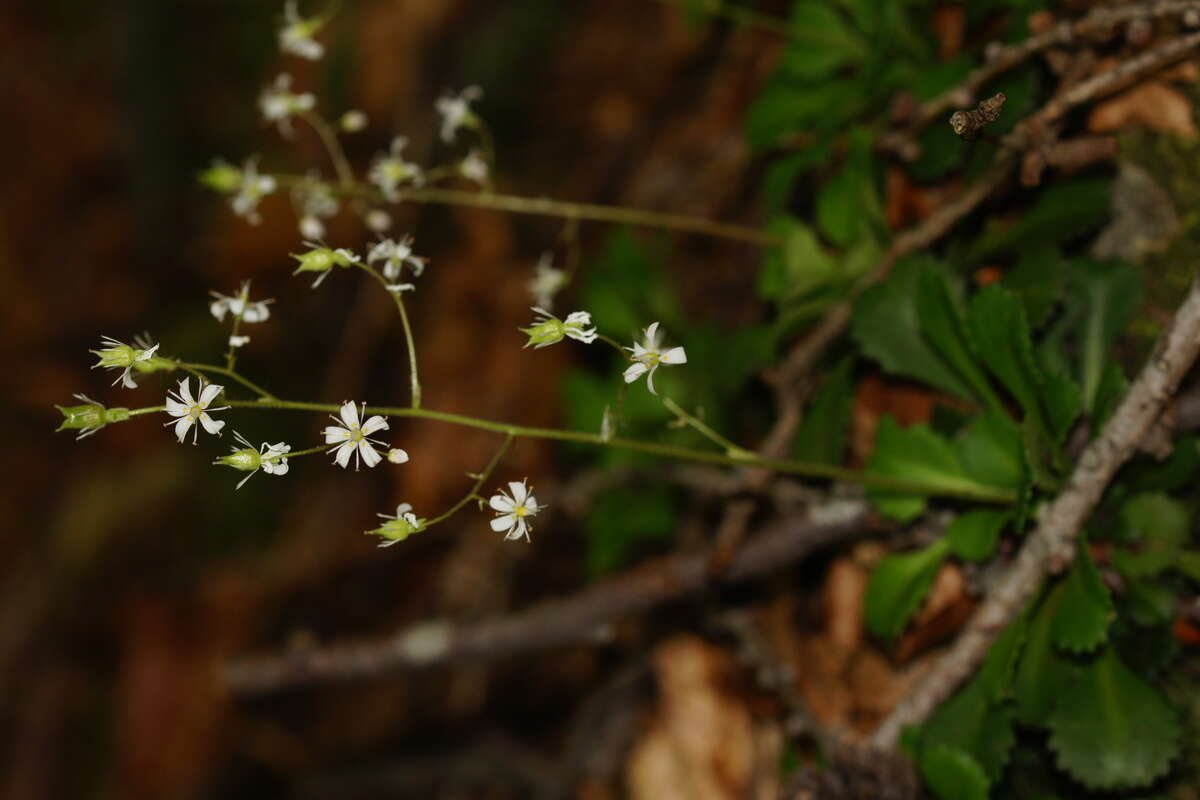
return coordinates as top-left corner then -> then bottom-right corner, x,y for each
757,218 -> 840,301
1122,578 -> 1177,627
1070,259 -> 1143,414
852,259 -> 976,401
585,485 -> 676,574
946,510 -> 1010,562
1002,246 -> 1065,330
921,678 -> 1017,780
957,410 -> 1025,491
1015,584 -> 1080,725
793,357 -> 854,464
1121,492 -> 1190,547
1175,550 -> 1200,583
977,614 -> 1029,703
1052,539 -> 1114,654
920,745 -> 990,800
1041,371 -> 1081,443
916,264 -> 1004,413
1047,649 -> 1180,790
783,2 -> 866,79
816,129 -> 882,247
864,538 -> 950,639
967,285 -> 1045,430
966,178 -> 1112,265
866,417 -> 1000,521
1092,360 -> 1127,429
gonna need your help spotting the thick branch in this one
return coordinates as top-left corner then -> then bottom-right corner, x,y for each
873,271 -> 1200,748
224,500 -> 877,695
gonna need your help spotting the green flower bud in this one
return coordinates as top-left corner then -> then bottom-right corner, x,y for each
55,396 -> 129,439
216,448 -> 262,472
199,160 -> 243,193
369,503 -> 426,547
520,317 -> 565,349
92,342 -> 138,370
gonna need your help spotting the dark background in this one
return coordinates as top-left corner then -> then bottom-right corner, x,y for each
3,1 -> 778,797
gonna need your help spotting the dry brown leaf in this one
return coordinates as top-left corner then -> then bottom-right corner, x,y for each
894,563 -> 976,662
1088,81 -> 1198,138
626,636 -> 757,800
824,558 -> 866,655
931,5 -> 965,61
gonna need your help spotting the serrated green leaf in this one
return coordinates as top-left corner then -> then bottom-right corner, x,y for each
794,357 -> 854,464
758,218 -> 839,301
920,745 -> 990,800
1122,492 -> 1190,546
946,509 -> 1010,562
922,678 -> 1016,780
916,265 -> 1005,413
967,285 -> 1046,432
853,259 -> 976,401
1015,584 -> 1080,725
866,417 -> 1002,522
1052,539 -> 1114,653
1047,649 -> 1180,790
1041,371 -> 1081,443
816,129 -> 882,247
977,614 -> 1029,704
1070,259 -> 1143,414
957,410 -> 1025,491
966,178 -> 1111,265
865,538 -> 950,639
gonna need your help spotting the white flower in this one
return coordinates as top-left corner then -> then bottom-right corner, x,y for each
520,308 -> 597,348
623,322 -> 687,395
371,502 -> 425,547
488,479 -> 541,542
210,280 -> 273,324
259,73 -> 315,136
528,252 -> 567,309
386,283 -> 415,294
369,137 -> 424,201
230,158 -> 277,225
163,378 -> 228,444
216,431 -> 291,489
340,110 -> 368,132
387,447 -> 410,464
367,235 -> 426,281
229,335 -> 250,348
323,400 -> 389,469
91,336 -> 161,389
278,0 -> 324,60
459,149 -> 489,184
366,208 -> 392,232
435,86 -> 482,143
292,173 -> 339,240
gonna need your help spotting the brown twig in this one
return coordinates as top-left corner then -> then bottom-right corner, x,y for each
872,270 -> 1200,748
224,500 -> 878,695
949,93 -> 1007,142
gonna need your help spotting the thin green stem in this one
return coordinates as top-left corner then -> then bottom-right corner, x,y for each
662,397 -> 752,458
270,173 -> 777,246
171,397 -> 1019,504
424,434 -> 513,527
225,315 -> 243,371
128,405 -> 165,417
298,110 -> 355,190
595,333 -> 630,358
355,264 -> 422,408
175,362 -> 277,400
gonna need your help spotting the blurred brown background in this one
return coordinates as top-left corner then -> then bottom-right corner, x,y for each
2,1 -> 779,797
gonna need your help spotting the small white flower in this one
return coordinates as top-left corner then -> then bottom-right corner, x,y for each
230,158 -> 277,225
259,73 -> 316,136
528,252 -> 567,309
229,335 -> 250,348
519,308 -> 597,348
386,283 -> 416,294
278,0 -> 324,60
369,137 -> 424,201
366,208 -> 392,232
340,110 -> 368,132
216,431 -> 292,489
163,378 -> 228,444
292,173 -> 339,240
323,400 -> 389,470
210,280 -> 273,324
91,336 -> 160,389
368,235 -> 426,281
435,86 -> 482,143
488,479 -> 541,542
459,149 -> 489,184
387,447 -> 410,464
371,502 -> 425,547
623,322 -> 687,395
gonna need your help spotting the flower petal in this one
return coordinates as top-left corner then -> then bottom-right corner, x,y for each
489,494 -> 515,513
490,513 -> 517,533
333,441 -> 354,469
199,413 -> 225,436
198,383 -> 224,406
660,346 -> 687,365
165,396 -> 188,416
173,416 -> 194,443
324,426 -> 350,444
623,362 -> 648,384
646,366 -> 659,395
177,379 -> 195,405
508,480 -> 528,504
338,400 -> 359,428
644,321 -> 660,342
360,415 -> 389,436
359,442 -> 382,468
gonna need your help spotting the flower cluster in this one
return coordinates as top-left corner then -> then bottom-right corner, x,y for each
260,73 -> 315,137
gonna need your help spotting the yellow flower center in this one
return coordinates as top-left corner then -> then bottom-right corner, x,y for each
188,405 -> 203,420
515,504 -> 529,517
349,424 -> 364,443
